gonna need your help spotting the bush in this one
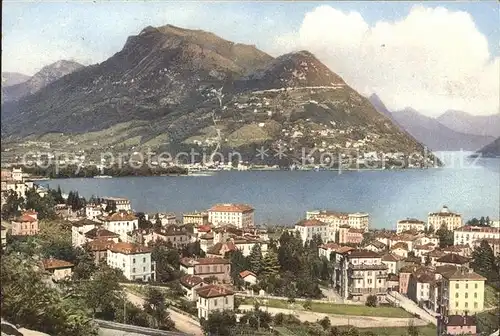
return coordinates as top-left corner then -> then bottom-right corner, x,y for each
303,299 -> 312,310
365,295 -> 378,307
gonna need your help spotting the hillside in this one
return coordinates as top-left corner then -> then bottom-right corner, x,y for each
1,72 -> 30,87
475,137 -> 500,157
1,60 -> 84,103
1,24 -> 433,166
391,108 -> 495,151
437,110 -> 500,138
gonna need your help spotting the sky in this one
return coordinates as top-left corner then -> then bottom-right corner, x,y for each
2,1 -> 499,117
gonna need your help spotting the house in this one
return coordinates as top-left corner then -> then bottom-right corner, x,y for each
199,233 -> 215,253
441,244 -> 471,258
318,243 -> 341,260
180,257 -> 231,283
396,218 -> 426,234
333,249 -> 388,302
196,285 -> 234,320
101,211 -> 138,241
408,272 -> 435,307
390,242 -> 409,258
438,268 -> 486,316
415,234 -> 440,247
389,234 -> 417,251
295,219 -> 329,244
438,314 -> 477,336
387,274 -> 399,291
11,211 -> 39,236
42,258 -> 74,281
306,210 -> 348,240
145,225 -> 192,248
86,239 -> 115,264
239,270 -> 257,285
338,227 -> 364,245
381,253 -> 403,275
1,225 -> 7,249
84,227 -> 120,244
106,242 -> 155,281
436,253 -> 470,268
183,212 -> 209,226
102,197 -> 132,212
348,213 -> 370,231
180,275 -> 205,301
428,206 -> 462,232
372,231 -> 394,247
206,241 -> 237,258
454,226 -> 500,247
413,243 -> 435,262
208,204 -> 254,228
364,240 -> 387,253
424,249 -> 447,267
156,212 -> 176,226
71,219 -> 103,247
85,204 -> 103,220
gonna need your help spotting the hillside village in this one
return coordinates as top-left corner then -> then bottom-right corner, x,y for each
1,167 -> 499,336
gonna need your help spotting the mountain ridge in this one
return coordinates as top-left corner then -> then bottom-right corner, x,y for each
437,110 -> 500,138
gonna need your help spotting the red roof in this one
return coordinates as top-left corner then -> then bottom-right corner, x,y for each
14,214 -> 37,223
108,242 -> 152,254
42,258 -> 74,270
102,211 -> 137,222
180,275 -> 204,288
197,225 -> 212,232
86,239 -> 115,251
208,204 -> 254,213
295,219 -> 327,227
239,270 -> 256,278
195,284 -> 234,298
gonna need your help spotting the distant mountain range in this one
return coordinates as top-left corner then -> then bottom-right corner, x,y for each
1,60 -> 84,103
475,137 -> 500,157
368,95 -> 497,151
1,24 -> 430,165
437,110 -> 500,138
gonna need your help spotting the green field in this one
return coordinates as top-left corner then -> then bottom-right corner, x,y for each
241,298 -> 413,318
274,324 -> 437,336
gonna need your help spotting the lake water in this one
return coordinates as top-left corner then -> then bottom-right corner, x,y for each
38,152 -> 500,229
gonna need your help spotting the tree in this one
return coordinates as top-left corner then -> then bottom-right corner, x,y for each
1,190 -> 24,220
201,310 -> 237,336
407,320 -> 419,336
228,250 -> 249,287
72,246 -> 98,280
248,244 -> 263,274
436,225 -> 454,248
319,316 -> 331,330
151,241 -> 181,282
261,249 -> 280,277
471,240 -> 499,284
365,295 -> 378,307
153,214 -> 162,229
142,286 -> 173,330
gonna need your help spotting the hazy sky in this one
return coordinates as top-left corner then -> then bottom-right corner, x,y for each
2,1 -> 499,116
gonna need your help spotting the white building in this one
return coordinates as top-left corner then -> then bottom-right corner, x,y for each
408,272 -> 434,306
196,285 -> 234,320
71,219 -> 101,247
306,210 -> 349,240
42,258 -> 74,281
180,275 -> 205,301
102,197 -> 132,212
427,206 -> 462,231
107,242 -> 155,281
85,204 -> 103,221
208,204 -> 254,228
295,219 -> 329,244
348,213 -> 370,231
239,270 -> 257,285
101,211 -> 138,241
453,226 -> 500,246
396,218 -> 426,233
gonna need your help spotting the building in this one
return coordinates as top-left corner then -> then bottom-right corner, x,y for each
348,213 -> 370,231
196,285 -> 234,320
338,227 -> 364,245
180,275 -> 205,301
207,204 -> 254,228
1,225 -> 7,249
438,314 -> 477,336
42,258 -> 74,281
11,211 -> 39,236
157,213 -> 176,226
295,219 -> 329,244
408,272 -> 435,307
396,218 -> 426,233
180,257 -> 231,283
390,242 -> 409,258
145,225 -> 192,248
306,210 -> 348,240
415,234 -> 440,248
381,253 -> 403,275
102,197 -> 132,212
333,249 -> 388,301
363,240 -> 387,253
239,270 -> 257,285
86,239 -> 115,265
472,238 -> 500,257
439,268 -> 486,316
71,219 -> 102,247
183,212 -> 209,226
107,242 -> 155,281
101,211 -> 138,241
436,253 -> 470,268
454,226 -> 500,247
428,206 -> 462,232
318,243 -> 340,260
85,204 -> 103,220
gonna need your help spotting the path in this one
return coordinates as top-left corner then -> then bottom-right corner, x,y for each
387,291 -> 437,325
125,290 -> 203,336
239,305 -> 427,328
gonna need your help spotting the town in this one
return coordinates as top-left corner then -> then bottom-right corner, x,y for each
1,167 -> 499,336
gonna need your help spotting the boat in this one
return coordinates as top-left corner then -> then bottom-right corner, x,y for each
93,175 -> 113,179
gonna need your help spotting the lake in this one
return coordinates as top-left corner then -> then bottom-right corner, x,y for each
37,152 -> 500,229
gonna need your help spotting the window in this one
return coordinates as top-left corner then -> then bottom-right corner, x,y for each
455,302 -> 459,307
143,267 -> 146,272
455,293 -> 459,298
465,283 -> 468,289
465,302 -> 468,308
465,293 -> 468,299
455,283 -> 459,289
225,297 -> 228,304
474,302 -> 478,309
474,292 -> 477,298
475,283 -> 478,289
143,257 -> 146,263
132,268 -> 136,273
133,258 -> 136,264
214,299 -> 217,307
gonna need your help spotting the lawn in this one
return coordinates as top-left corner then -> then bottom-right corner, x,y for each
241,298 -> 413,318
274,324 -> 437,336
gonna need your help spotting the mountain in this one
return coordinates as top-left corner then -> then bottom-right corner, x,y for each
475,137 -> 500,157
1,60 -> 84,103
391,108 -> 495,151
368,93 -> 402,126
437,110 -> 500,138
1,72 -> 30,87
1,24 -> 432,165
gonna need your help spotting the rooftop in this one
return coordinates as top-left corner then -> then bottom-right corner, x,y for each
85,227 -> 119,239
180,257 -> 230,267
295,218 -> 327,227
42,258 -> 74,270
445,315 -> 476,327
108,242 -> 152,255
13,214 -> 37,223
398,218 -> 425,224
195,284 -> 234,298
429,206 -> 460,217
348,249 -> 381,259
86,239 -> 115,251
436,253 -> 470,265
102,211 -> 137,222
455,226 -> 500,233
180,275 -> 204,288
442,268 -> 486,281
239,270 -> 256,278
208,203 -> 254,213
72,219 -> 101,227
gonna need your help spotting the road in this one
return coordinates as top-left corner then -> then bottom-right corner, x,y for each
387,291 -> 437,325
125,291 -> 204,336
239,305 -> 427,328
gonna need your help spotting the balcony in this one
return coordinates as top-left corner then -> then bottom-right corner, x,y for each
349,287 -> 387,296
